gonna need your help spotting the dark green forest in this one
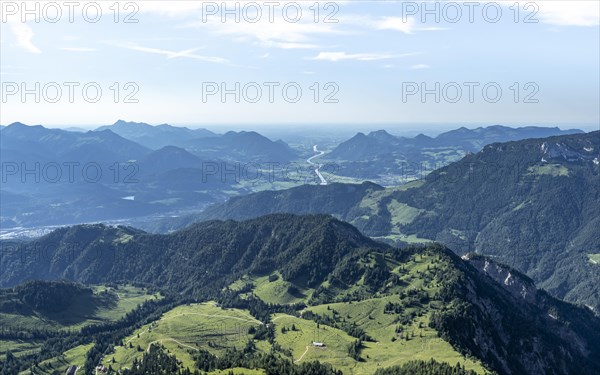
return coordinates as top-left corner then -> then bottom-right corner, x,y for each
2,213 -> 600,374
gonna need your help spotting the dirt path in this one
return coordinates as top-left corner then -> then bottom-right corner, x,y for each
162,312 -> 262,325
146,338 -> 199,353
295,346 -> 310,363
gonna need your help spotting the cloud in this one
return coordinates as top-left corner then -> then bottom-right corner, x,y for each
136,1 -> 342,50
81,0 -> 600,29
493,1 -> 598,27
112,43 -> 229,63
9,22 -> 41,54
376,16 -> 416,34
263,41 -> 320,49
136,2 -> 205,17
310,52 -> 400,62
535,1 -> 599,26
60,47 -> 96,52
188,18 -> 338,50
341,14 -> 448,34
411,64 -> 430,70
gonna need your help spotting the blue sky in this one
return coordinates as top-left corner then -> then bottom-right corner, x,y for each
1,1 -> 599,131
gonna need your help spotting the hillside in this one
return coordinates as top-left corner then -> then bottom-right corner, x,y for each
0,281 -> 157,331
390,131 -> 600,311
145,182 -> 386,234
178,131 -> 600,311
1,214 -> 600,374
182,130 -> 298,163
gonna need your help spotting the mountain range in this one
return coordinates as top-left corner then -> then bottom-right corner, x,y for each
2,126 -> 600,374
95,120 -> 217,149
1,214 -> 599,374
96,120 -> 297,162
324,126 -> 584,181
161,131 -> 600,312
0,122 -> 297,229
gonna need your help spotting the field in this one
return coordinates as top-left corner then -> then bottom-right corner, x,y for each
0,340 -> 42,361
230,272 -> 314,305
229,252 -> 487,374
387,201 -> 423,226
272,313 -> 357,368
528,164 -> 570,177
17,343 -> 93,375
99,301 -> 487,375
588,254 -> 600,265
304,298 -> 485,374
100,302 -> 264,372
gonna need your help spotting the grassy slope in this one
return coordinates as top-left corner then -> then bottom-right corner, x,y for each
101,303 -> 264,373
18,343 -> 93,375
359,181 -> 432,244
588,254 -> 600,265
230,272 -> 315,305
0,340 -> 42,360
274,252 -> 485,374
303,299 -> 483,374
100,253 -> 488,374
272,314 -> 357,369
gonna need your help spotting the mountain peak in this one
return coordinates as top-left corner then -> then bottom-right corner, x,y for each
3,122 -> 48,136
368,129 -> 391,136
8,121 -> 28,127
368,129 -> 397,142
414,133 -> 432,140
112,119 -> 148,127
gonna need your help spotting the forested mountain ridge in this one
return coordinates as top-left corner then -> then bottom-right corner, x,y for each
1,214 -> 600,374
391,130 -> 600,310
0,214 -> 386,292
144,181 -> 386,233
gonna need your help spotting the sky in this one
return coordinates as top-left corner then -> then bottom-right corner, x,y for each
0,0 -> 599,131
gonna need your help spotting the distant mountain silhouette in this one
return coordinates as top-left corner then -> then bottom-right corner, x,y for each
96,120 -> 217,149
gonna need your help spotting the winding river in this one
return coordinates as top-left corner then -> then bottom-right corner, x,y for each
306,145 -> 328,185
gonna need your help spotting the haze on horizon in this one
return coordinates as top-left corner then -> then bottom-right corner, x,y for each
1,1 -> 599,127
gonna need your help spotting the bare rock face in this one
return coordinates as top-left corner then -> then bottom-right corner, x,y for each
464,254 -> 537,304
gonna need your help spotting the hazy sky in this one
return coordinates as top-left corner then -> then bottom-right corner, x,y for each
1,1 -> 599,131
